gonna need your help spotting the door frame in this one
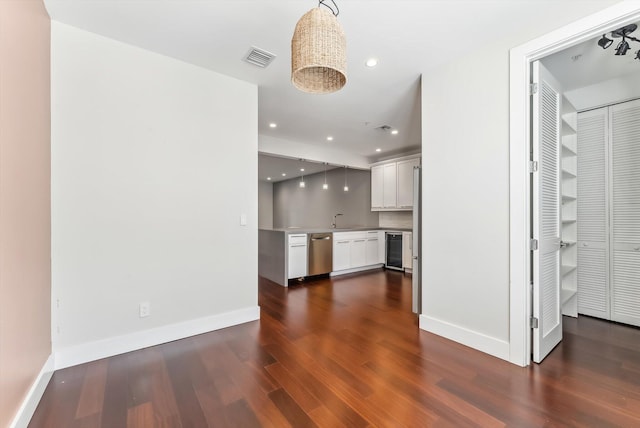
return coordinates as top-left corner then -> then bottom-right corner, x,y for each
508,2 -> 640,367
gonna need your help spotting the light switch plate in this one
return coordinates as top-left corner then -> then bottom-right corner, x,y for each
240,214 -> 247,226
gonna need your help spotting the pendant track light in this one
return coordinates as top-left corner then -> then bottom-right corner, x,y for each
597,23 -> 640,61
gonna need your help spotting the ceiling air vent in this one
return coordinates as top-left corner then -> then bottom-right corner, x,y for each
243,46 -> 276,68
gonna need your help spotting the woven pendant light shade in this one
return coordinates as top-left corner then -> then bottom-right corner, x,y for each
291,7 -> 347,94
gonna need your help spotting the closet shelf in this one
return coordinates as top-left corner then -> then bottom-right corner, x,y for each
561,240 -> 577,247
562,195 -> 577,203
562,265 -> 577,276
562,113 -> 578,132
562,169 -> 577,179
562,219 -> 577,224
562,288 -> 577,305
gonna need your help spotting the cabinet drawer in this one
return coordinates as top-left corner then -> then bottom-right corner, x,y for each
288,234 -> 307,245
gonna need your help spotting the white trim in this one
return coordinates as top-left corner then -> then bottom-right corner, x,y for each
10,355 -> 55,428
419,315 -> 510,362
509,1 -> 640,367
329,264 -> 384,277
54,306 -> 260,369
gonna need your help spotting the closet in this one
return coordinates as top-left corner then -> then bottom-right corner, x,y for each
576,99 -> 640,327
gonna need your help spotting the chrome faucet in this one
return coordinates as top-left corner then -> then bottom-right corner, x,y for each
331,213 -> 343,229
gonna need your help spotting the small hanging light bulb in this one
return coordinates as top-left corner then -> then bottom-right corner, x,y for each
299,159 -> 306,188
323,163 -> 329,190
343,166 -> 349,192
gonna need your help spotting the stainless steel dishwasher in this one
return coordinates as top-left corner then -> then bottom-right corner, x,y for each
308,233 -> 333,276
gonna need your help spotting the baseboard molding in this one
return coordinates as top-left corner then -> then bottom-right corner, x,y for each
330,264 -> 384,277
10,354 -> 55,428
419,314 -> 510,362
54,306 -> 260,370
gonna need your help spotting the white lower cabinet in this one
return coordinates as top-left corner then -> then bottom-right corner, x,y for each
288,234 -> 307,279
333,230 -> 384,272
333,239 -> 351,271
402,232 -> 412,270
351,238 -> 367,267
366,231 -> 379,265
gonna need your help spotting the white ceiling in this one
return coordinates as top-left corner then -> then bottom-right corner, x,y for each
44,0 -> 633,178
258,153 -> 341,183
543,21 -> 640,91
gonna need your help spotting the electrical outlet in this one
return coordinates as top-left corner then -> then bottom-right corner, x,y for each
139,301 -> 151,318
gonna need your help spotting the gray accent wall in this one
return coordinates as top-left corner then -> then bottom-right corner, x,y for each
273,168 -> 378,229
258,181 -> 273,229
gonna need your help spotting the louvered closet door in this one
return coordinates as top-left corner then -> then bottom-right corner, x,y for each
610,99 -> 640,327
531,61 -> 562,363
577,107 -> 609,319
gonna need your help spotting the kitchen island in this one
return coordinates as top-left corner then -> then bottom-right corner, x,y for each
259,227 -> 410,287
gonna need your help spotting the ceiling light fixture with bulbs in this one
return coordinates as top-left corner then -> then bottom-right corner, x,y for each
597,24 -> 640,60
291,0 -> 346,94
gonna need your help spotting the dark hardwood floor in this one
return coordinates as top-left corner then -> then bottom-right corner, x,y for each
30,270 -> 640,427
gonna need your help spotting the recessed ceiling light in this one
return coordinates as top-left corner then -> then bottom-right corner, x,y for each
300,168 -> 305,172
376,148 -> 381,152
282,173 -> 286,177
391,129 -> 399,135
327,136 -> 333,141
269,123 -> 277,128
366,58 -> 378,67
267,177 -> 271,181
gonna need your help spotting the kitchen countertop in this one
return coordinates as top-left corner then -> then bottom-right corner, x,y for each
259,227 -> 412,234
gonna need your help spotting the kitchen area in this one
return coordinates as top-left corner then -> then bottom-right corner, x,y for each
258,153 -> 420,309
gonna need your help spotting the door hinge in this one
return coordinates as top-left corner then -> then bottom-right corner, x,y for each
530,316 -> 539,329
528,161 -> 538,173
530,239 -> 539,251
529,83 -> 538,95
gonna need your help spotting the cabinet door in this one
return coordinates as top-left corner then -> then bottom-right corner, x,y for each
397,159 -> 420,208
577,107 -> 609,319
402,232 -> 412,269
371,165 -> 384,209
333,239 -> 351,271
610,99 -> 640,327
366,237 -> 379,265
288,244 -> 307,279
383,163 -> 397,208
350,239 -> 367,268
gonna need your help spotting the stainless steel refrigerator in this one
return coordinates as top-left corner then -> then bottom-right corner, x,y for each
412,165 -> 422,314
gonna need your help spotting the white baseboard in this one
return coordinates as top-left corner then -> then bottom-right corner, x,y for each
330,264 -> 384,277
419,314 -> 510,362
54,306 -> 260,370
10,354 -> 55,428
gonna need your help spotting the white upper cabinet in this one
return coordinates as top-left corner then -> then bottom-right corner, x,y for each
371,156 -> 420,211
397,158 -> 420,208
383,163 -> 397,208
371,165 -> 384,209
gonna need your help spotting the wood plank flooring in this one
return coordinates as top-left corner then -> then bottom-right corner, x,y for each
30,270 -> 640,427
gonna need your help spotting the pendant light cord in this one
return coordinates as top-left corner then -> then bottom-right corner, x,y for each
319,0 -> 339,16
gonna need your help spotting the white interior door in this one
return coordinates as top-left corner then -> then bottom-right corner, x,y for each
610,99 -> 640,327
531,61 -> 563,363
577,107 -> 609,319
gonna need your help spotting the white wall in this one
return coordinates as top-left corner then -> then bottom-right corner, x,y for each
258,181 -> 273,229
420,0 -> 620,361
51,22 -> 258,366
